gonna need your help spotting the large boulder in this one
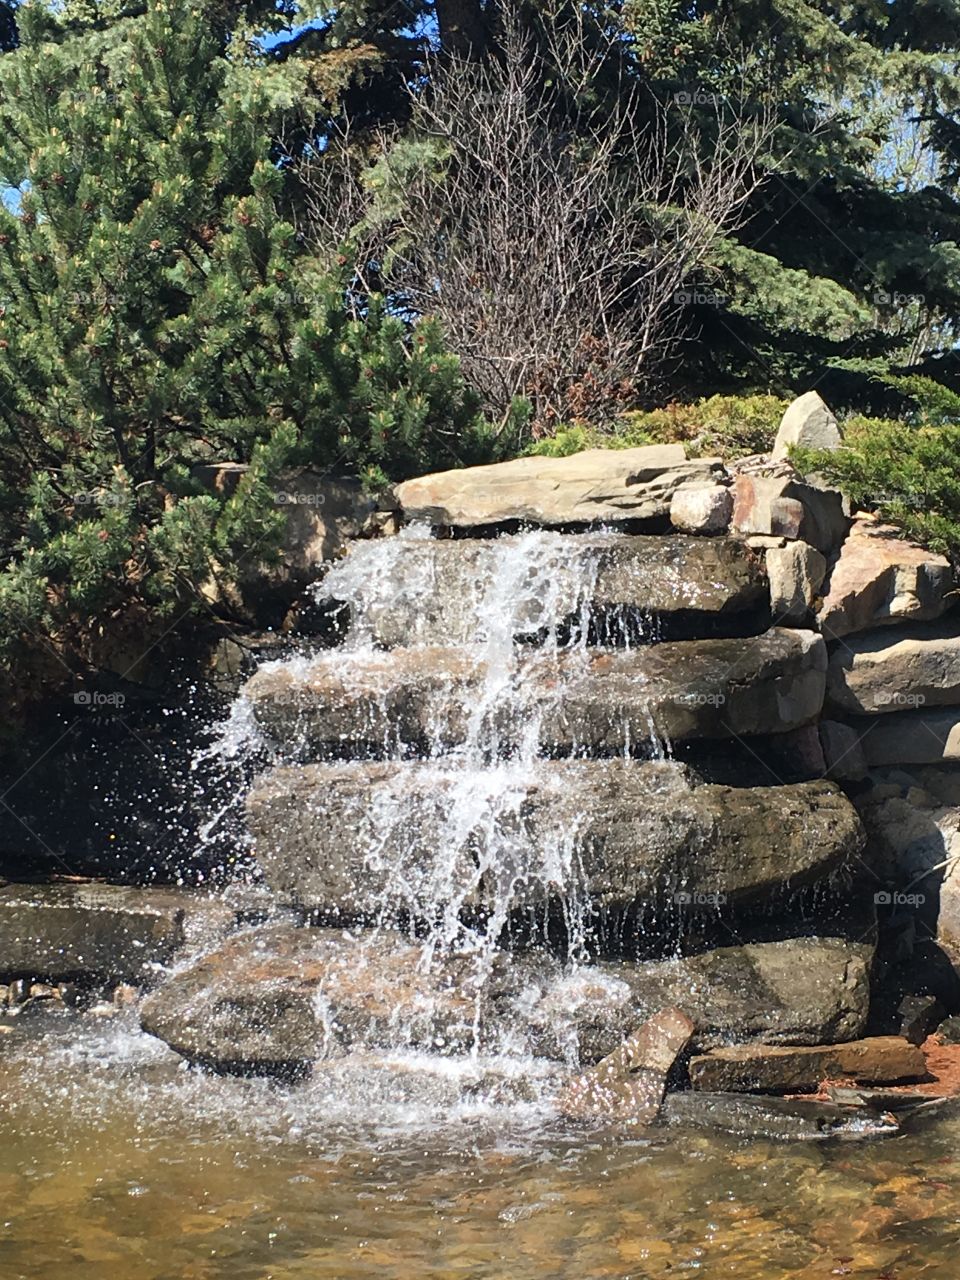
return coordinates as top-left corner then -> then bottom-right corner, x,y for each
140,924 -> 500,1074
817,515 -> 954,640
316,531 -> 768,649
244,629 -> 826,755
246,759 -> 864,916
140,925 -> 872,1074
522,936 -> 873,1060
771,391 -> 842,462
392,446 -> 723,527
0,883 -> 235,982
827,620 -> 960,715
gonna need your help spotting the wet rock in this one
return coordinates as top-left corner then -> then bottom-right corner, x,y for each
521,937 -> 873,1061
687,1037 -> 926,1093
668,485 -> 732,534
731,473 -> 848,554
245,629 -> 826,754
556,1006 -> 694,1123
140,923 -> 520,1075
247,759 -> 863,917
766,541 -> 827,623
827,620 -> 960,716
658,1091 -> 899,1141
817,514 -> 954,640
771,391 -> 842,462
0,883 -> 236,982
316,532 -> 768,649
392,446 -> 723,527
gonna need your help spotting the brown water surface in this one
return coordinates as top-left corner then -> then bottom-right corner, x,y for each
1,1015 -> 958,1279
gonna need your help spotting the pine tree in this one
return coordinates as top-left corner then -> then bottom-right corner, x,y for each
0,0 -> 489,691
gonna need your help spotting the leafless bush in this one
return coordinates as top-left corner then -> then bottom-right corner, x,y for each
300,2 -> 774,431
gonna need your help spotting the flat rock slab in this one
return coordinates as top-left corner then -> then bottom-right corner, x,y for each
827,620 -> 960,715
0,883 -> 235,981
659,1091 -> 899,1141
244,628 -> 826,754
316,531 -> 768,649
392,446 -> 723,527
817,515 -> 954,640
688,1037 -> 926,1093
556,1006 -> 694,1123
246,759 -> 864,916
524,937 -> 872,1061
140,923 -> 507,1074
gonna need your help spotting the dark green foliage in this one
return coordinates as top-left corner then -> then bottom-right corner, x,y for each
0,0 -> 491,690
795,378 -> 960,557
527,395 -> 788,459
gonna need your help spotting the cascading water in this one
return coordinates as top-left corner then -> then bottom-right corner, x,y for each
196,525 -> 670,1066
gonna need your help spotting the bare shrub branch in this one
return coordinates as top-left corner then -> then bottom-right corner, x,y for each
300,1 -> 776,431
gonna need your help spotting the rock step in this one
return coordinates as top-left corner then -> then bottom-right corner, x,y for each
316,531 -> 768,649
139,924 -> 872,1074
688,1037 -> 926,1094
392,444 -> 723,527
244,628 -> 826,755
827,619 -> 960,716
0,883 -> 236,982
245,758 -> 864,916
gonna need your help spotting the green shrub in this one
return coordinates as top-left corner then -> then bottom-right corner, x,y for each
527,394 -> 788,460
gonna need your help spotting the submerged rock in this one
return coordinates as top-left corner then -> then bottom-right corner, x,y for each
0,883 -> 235,982
315,531 -> 768,649
523,937 -> 873,1061
658,1091 -> 899,1141
246,759 -> 864,918
687,1037 -> 926,1093
244,629 -> 826,755
392,445 -> 723,527
556,1006 -> 694,1123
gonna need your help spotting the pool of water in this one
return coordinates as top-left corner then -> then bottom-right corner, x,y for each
1,1014 -> 959,1280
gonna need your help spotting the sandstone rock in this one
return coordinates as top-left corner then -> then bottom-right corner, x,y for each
317,532 -> 768,649
817,515 -> 954,640
556,1006 -> 694,1123
668,485 -> 732,534
246,759 -> 864,918
392,446 -> 724,527
524,937 -> 873,1061
731,473 -> 848,554
766,541 -> 827,623
827,620 -> 960,716
140,924 -> 507,1074
245,629 -> 826,754
819,720 -> 868,781
771,391 -> 842,462
0,884 -> 235,982
688,1037 -> 925,1093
